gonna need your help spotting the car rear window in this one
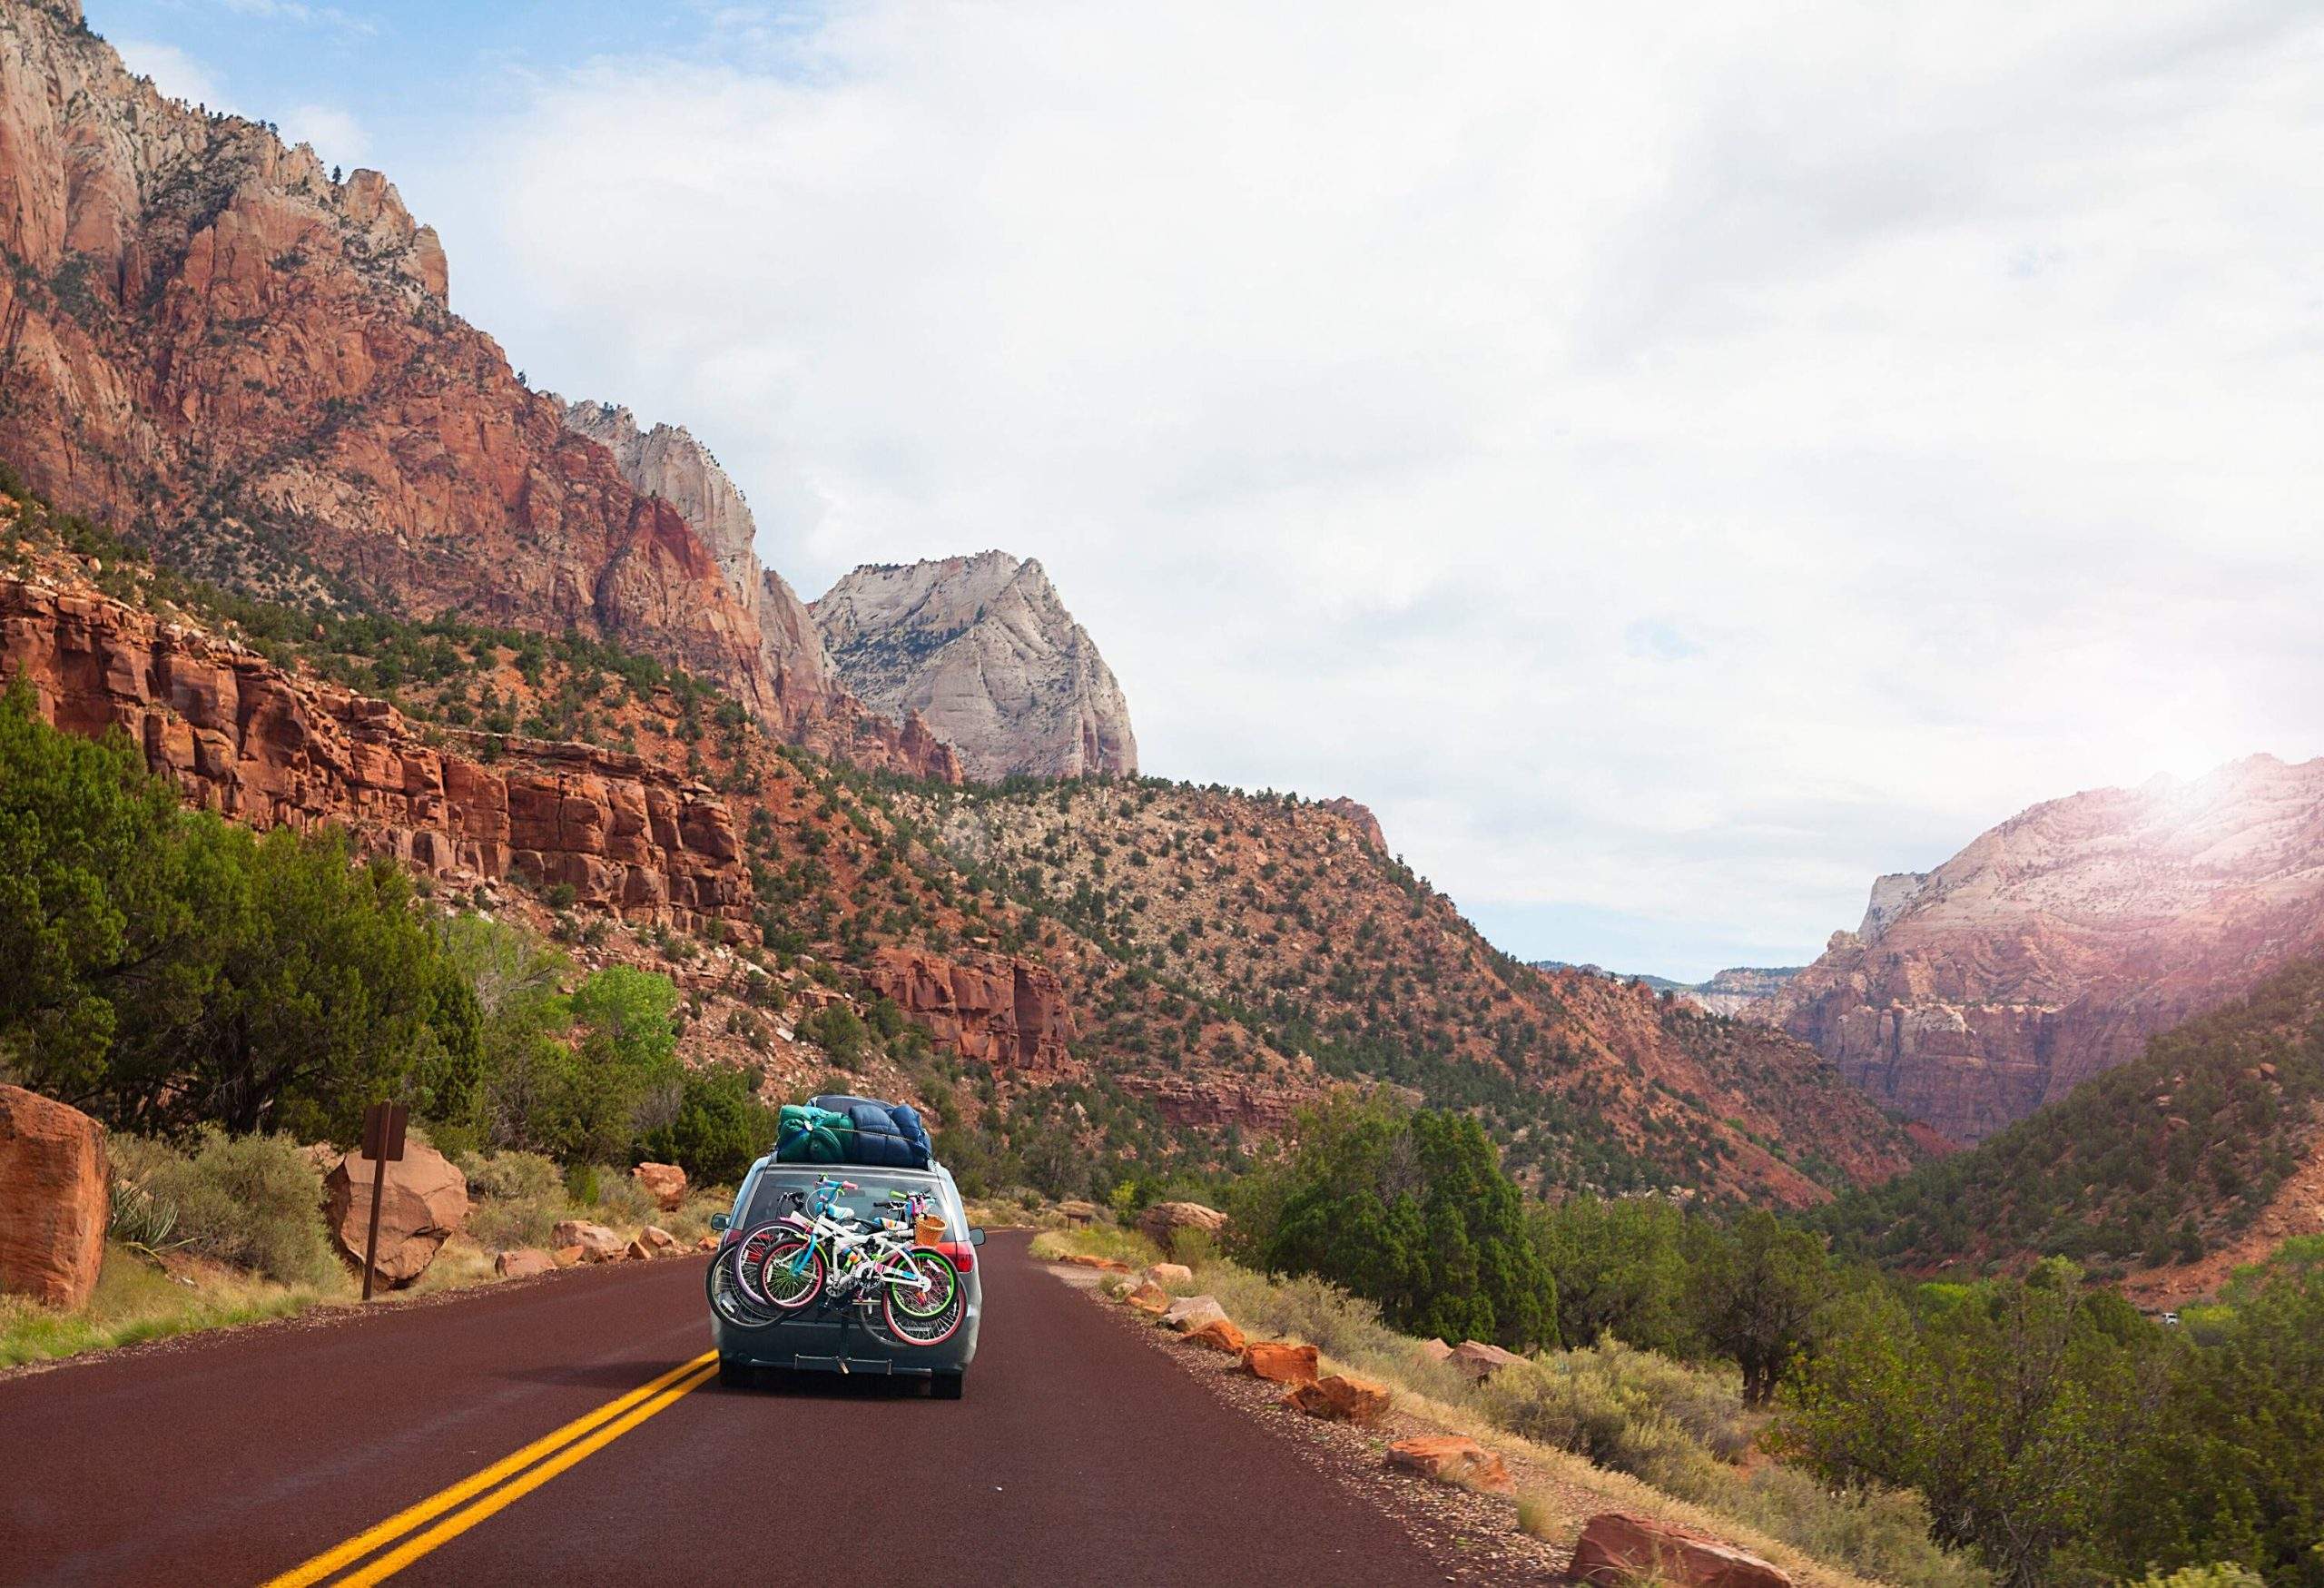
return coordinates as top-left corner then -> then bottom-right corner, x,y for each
743,1169 -> 962,1237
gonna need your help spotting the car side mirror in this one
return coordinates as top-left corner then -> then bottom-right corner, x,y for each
969,1228 -> 987,1248
709,1212 -> 730,1233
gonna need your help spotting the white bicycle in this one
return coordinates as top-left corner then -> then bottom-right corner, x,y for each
753,1179 -> 965,1346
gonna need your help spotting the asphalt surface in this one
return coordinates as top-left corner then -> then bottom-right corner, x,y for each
1,1232 -> 1450,1586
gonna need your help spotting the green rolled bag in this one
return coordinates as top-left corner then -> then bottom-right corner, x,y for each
774,1103 -> 856,1164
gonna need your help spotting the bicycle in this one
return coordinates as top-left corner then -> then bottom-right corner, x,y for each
751,1179 -> 966,1346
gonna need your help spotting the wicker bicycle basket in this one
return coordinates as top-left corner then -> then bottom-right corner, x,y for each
913,1212 -> 947,1248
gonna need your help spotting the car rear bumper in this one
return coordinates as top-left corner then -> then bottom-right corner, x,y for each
710,1297 -> 981,1376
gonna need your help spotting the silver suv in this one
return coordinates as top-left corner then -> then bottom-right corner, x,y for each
706,1158 -> 985,1398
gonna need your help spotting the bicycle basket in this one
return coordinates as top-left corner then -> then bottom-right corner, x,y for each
913,1212 -> 946,1248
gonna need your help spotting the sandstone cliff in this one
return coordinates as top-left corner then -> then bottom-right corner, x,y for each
1768,756 -> 2324,1141
0,4 -> 955,782
814,552 -> 1136,781
1,572 -> 754,934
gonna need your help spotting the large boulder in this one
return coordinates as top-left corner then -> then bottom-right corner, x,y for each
1242,1341 -> 1320,1385
323,1142 -> 470,1287
494,1248 -> 554,1279
552,1220 -> 626,1262
1283,1373 -> 1393,1425
1125,1279 -> 1172,1316
1450,1339 -> 1526,1380
1187,1317 -> 1249,1355
1569,1513 -> 1793,1588
1137,1200 -> 1226,1254
631,1162 -> 687,1211
1141,1261 -> 1194,1287
1159,1294 -> 1228,1333
1386,1435 -> 1512,1494
0,1086 -> 108,1309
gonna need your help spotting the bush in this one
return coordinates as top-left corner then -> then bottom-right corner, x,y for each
111,1131 -> 339,1287
1476,1338 -> 1736,1495
636,1066 -> 777,1186
2128,1569 -> 2264,1588
1719,1465 -> 1990,1588
460,1150 -> 565,1249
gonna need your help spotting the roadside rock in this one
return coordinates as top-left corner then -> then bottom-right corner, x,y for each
0,1085 -> 108,1309
1568,1513 -> 1793,1588
1242,1341 -> 1320,1386
552,1245 -> 586,1267
1385,1435 -> 1512,1494
1142,1262 -> 1194,1287
1125,1280 -> 1172,1316
625,1237 -> 654,1262
551,1220 -> 625,1263
1417,1338 -> 1454,1364
639,1225 -> 676,1251
631,1163 -> 687,1212
1187,1317 -> 1249,1355
494,1248 -> 554,1279
1057,1252 -> 1132,1274
1450,1340 -> 1526,1380
1283,1373 -> 1392,1425
1159,1294 -> 1228,1333
1137,1200 -> 1226,1254
695,1233 -> 719,1252
323,1142 -> 468,1287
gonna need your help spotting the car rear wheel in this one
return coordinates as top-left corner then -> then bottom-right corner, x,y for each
718,1356 -> 753,1389
930,1371 -> 965,1401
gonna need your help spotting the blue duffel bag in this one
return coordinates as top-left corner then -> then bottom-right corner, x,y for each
838,1100 -> 932,1169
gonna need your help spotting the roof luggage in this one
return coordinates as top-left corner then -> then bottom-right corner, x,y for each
775,1097 -> 931,1169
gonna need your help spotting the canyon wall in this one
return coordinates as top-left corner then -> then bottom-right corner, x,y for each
1768,757 -> 2324,1141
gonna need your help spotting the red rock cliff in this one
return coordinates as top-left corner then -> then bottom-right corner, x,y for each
862,945 -> 1075,1072
2,574 -> 755,933
1768,756 -> 2324,1141
0,2 -> 956,783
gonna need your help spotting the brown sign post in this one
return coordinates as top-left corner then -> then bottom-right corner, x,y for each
358,1101 -> 409,1302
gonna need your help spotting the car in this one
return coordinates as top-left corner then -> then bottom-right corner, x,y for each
706,1156 -> 986,1397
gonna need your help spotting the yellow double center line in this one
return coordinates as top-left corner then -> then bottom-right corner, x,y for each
261,1350 -> 719,1587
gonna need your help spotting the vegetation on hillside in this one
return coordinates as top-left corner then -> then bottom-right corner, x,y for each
1818,959 -> 2324,1277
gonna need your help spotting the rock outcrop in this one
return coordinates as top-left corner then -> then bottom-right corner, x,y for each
1385,1435 -> 1513,1494
862,945 -> 1074,1070
1768,755 -> 2324,1141
1,577 -> 758,935
0,1085 -> 108,1309
0,5 -> 954,782
813,553 -> 1136,780
1569,1512 -> 1792,1588
1137,1200 -> 1227,1253
324,1142 -> 469,1287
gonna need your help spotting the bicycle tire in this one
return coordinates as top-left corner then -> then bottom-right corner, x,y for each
882,1250 -> 963,1346
707,1248 -> 775,1327
727,1224 -> 792,1309
759,1237 -> 825,1310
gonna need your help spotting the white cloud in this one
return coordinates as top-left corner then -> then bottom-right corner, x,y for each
278,103 -> 369,167
112,37 -> 228,112
419,0 -> 2324,979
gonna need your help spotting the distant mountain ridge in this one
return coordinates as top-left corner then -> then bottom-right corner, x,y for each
1531,961 -> 1803,1017
1768,755 -> 2324,1141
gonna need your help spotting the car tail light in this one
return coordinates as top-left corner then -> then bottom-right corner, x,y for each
934,1240 -> 974,1274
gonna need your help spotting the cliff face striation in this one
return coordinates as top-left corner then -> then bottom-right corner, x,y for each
0,3 -> 954,781
814,552 -> 1136,781
1768,756 -> 2324,1141
1,572 -> 755,935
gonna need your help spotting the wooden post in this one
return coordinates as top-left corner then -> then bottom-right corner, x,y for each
358,1101 -> 409,1302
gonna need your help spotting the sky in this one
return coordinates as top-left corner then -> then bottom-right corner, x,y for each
89,0 -> 2324,981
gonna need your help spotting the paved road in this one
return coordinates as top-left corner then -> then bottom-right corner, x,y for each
2,1232 -> 1448,1586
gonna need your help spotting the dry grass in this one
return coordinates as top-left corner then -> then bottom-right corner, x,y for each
0,1244 -> 348,1370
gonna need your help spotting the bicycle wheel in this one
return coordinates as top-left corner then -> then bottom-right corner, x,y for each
882,1250 -> 963,1346
707,1248 -> 775,1327
758,1237 -> 824,1309
727,1225 -> 791,1309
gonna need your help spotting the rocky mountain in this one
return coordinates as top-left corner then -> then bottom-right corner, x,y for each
1819,954 -> 2324,1306
813,552 -> 1136,781
0,1 -> 953,781
1768,756 -> 2324,1142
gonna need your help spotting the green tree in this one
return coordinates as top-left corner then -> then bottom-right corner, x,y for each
639,1065 -> 777,1185
1246,1096 -> 1556,1349
1693,1208 -> 1836,1406
1531,1192 -> 1701,1358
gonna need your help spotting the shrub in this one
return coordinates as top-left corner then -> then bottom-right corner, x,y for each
460,1150 -> 565,1249
111,1131 -> 339,1287
1476,1339 -> 1733,1496
2129,1569 -> 2264,1588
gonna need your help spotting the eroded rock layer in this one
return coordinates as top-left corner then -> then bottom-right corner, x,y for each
2,576 -> 756,934
1768,756 -> 2324,1141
